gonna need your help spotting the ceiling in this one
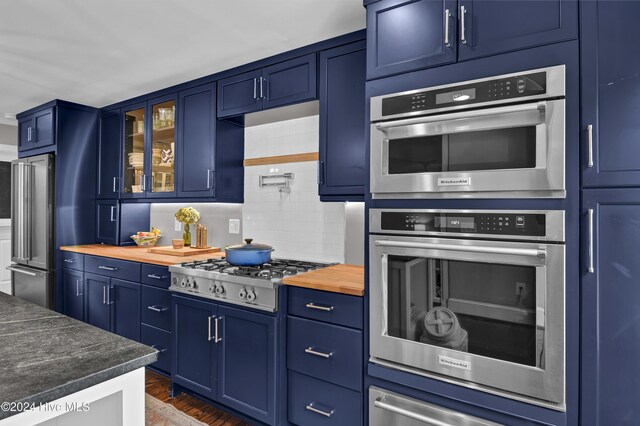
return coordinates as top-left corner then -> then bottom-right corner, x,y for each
0,0 -> 365,126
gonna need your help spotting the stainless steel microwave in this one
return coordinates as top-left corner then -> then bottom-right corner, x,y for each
370,66 -> 566,199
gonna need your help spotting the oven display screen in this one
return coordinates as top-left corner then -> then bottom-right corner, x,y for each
435,88 -> 476,105
437,216 -> 475,230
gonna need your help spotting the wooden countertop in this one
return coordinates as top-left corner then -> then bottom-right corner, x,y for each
282,264 -> 364,296
60,244 -> 225,266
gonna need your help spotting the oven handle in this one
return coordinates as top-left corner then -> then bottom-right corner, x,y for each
374,240 -> 546,258
375,101 -> 546,131
374,398 -> 449,426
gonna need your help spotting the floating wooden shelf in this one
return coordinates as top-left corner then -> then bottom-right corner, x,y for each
244,152 -> 319,167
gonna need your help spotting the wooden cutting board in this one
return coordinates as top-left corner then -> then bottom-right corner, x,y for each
147,246 -> 221,257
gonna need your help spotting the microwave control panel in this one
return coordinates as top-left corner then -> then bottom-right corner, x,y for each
381,71 -> 547,117
380,212 -> 546,237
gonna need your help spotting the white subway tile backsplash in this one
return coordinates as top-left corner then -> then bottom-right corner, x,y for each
243,115 -> 346,263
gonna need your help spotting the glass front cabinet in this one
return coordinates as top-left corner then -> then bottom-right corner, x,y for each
121,95 -> 177,198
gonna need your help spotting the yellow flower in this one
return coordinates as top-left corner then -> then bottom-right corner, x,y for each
175,207 -> 200,225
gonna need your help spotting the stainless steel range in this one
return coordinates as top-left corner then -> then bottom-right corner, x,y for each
169,258 -> 333,312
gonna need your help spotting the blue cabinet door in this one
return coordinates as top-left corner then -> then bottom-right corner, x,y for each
582,0 -> 640,187
97,109 -> 121,199
18,116 -> 34,152
112,279 -> 141,342
217,70 -> 262,118
84,273 -> 111,332
319,41 -> 366,199
62,269 -> 84,321
262,54 -> 317,110
582,189 -> 640,425
33,108 -> 55,148
457,0 -> 578,61
96,200 -> 119,245
178,84 -> 216,198
172,295 -> 218,400
120,102 -> 148,199
217,305 -> 276,425
366,0 -> 457,80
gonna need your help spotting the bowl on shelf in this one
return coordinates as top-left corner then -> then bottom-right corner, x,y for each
131,234 -> 161,247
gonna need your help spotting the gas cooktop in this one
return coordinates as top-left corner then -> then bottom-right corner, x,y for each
169,258 -> 334,312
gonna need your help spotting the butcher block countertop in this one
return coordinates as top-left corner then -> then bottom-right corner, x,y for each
60,244 -> 225,266
282,264 -> 365,296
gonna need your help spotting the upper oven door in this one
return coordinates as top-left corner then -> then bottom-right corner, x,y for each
369,234 -> 565,407
370,99 -> 565,199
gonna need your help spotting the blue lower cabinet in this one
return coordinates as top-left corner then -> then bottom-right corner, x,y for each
287,316 -> 362,392
217,305 -> 277,425
62,268 -> 84,321
141,323 -> 172,373
288,371 -> 362,426
582,189 -> 640,424
111,279 -> 141,342
142,285 -> 172,330
288,287 -> 363,329
85,273 -> 111,332
172,295 -> 218,400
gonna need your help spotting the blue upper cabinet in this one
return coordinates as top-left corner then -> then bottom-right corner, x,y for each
120,102 -> 148,199
457,0 -> 578,61
96,200 -> 119,245
582,189 -> 640,425
261,54 -> 317,110
178,83 -> 216,198
366,0 -> 458,80
217,54 -> 317,118
217,306 -> 277,425
582,0 -> 640,187
97,109 -> 121,199
319,41 -> 367,200
366,0 -> 577,79
17,107 -> 55,152
217,70 -> 262,118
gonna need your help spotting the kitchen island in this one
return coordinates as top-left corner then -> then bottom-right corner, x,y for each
0,292 -> 157,425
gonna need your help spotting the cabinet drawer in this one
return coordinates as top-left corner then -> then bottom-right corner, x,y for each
288,371 -> 362,426
141,324 -> 172,373
85,255 -> 140,282
288,287 -> 363,329
142,285 -> 172,331
141,264 -> 171,288
287,316 -> 362,391
61,251 -> 83,271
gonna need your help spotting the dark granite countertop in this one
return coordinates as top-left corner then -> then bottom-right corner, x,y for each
0,292 -> 157,419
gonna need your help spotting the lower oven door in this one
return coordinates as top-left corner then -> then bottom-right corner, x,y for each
370,99 -> 565,199
369,235 -> 565,407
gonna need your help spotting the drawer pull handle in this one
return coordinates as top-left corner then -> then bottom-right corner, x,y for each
147,273 -> 168,280
305,302 -> 334,312
151,345 -> 167,353
147,305 -> 168,312
98,265 -> 118,271
306,403 -> 334,418
305,347 -> 333,359
63,259 -> 76,264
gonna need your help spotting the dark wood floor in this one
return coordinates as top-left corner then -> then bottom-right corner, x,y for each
145,369 -> 252,426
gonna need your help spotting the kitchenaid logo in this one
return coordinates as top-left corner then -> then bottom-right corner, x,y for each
438,355 -> 471,371
437,177 -> 471,186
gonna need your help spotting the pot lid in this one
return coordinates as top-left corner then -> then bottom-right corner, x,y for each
225,238 -> 273,251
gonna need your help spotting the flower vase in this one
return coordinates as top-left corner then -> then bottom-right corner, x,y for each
183,224 -> 191,246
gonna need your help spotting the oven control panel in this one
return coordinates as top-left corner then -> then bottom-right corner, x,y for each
380,71 -> 547,117
380,212 -> 546,237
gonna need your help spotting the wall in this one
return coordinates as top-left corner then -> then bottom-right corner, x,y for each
149,203 -> 243,250
0,125 -> 17,295
243,114 -> 348,263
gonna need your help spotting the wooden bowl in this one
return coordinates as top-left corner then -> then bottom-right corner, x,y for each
172,239 -> 185,249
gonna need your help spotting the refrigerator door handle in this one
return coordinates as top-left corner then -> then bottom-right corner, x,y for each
15,162 -> 26,261
24,163 -> 32,261
6,265 -> 43,277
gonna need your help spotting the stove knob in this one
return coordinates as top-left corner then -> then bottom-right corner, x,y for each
208,283 -> 215,293
246,290 -> 256,302
188,279 -> 197,290
180,278 -> 187,288
238,288 -> 247,300
172,277 -> 178,285
215,284 -> 225,295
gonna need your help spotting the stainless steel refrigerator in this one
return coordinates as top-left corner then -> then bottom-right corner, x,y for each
9,154 -> 54,308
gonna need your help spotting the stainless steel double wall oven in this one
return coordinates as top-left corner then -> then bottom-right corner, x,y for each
368,66 -> 568,411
